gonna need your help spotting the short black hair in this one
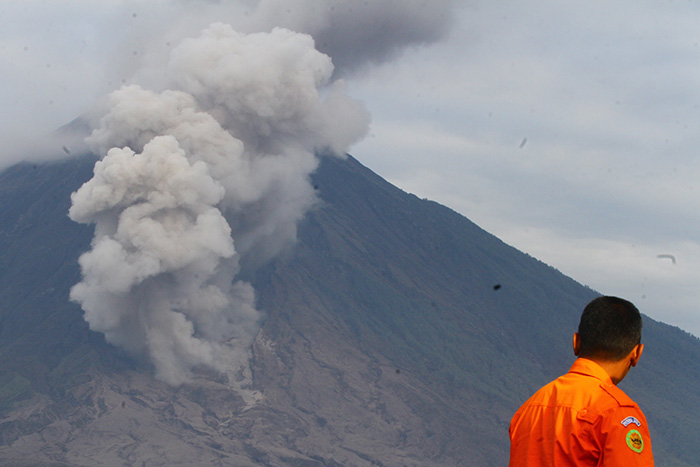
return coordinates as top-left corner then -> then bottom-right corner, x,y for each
577,296 -> 642,361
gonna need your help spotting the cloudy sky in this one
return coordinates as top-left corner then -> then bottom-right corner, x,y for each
3,0 -> 700,337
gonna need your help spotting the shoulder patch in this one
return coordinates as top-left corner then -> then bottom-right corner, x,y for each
621,416 -> 642,427
626,429 -> 644,453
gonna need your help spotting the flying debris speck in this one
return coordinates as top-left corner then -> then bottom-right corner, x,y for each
657,254 -> 677,265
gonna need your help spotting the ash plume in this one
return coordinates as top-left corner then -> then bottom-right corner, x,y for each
113,0 -> 456,84
247,0 -> 457,75
0,0 -> 457,171
70,24 -> 369,386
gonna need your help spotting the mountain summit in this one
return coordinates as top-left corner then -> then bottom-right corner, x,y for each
0,153 -> 698,466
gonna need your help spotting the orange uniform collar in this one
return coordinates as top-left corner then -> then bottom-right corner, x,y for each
567,358 -> 614,386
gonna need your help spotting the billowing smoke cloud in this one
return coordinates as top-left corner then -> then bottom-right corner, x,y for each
70,24 -> 369,386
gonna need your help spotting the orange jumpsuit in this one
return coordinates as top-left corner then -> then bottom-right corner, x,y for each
509,358 -> 654,466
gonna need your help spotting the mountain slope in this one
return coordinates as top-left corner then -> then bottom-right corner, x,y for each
0,153 -> 698,465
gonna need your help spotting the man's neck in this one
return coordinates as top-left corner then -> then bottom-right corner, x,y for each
587,357 -> 631,385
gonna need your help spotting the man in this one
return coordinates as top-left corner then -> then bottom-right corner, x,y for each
509,296 -> 654,466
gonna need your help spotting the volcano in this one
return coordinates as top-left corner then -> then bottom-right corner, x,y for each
0,152 -> 698,466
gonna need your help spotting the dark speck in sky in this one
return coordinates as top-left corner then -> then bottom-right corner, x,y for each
657,254 -> 676,264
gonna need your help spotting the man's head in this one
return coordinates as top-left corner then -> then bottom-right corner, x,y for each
575,296 -> 643,362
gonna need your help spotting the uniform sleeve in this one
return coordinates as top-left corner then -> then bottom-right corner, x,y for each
599,405 -> 654,466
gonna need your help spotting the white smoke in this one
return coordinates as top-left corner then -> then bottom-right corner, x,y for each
70,24 -> 369,386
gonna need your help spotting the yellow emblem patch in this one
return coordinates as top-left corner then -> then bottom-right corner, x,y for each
626,429 -> 644,453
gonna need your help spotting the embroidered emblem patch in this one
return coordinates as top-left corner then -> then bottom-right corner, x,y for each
621,416 -> 641,427
626,429 -> 644,453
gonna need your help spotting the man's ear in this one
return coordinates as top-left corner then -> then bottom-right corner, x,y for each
573,333 -> 581,356
630,343 -> 644,367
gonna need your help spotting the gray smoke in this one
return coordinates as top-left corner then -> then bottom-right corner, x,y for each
0,0 -> 456,170
247,0 -> 457,75
111,0 -> 457,88
70,24 -> 369,386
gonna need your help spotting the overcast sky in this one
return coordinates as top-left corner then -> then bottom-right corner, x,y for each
3,0 -> 700,337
